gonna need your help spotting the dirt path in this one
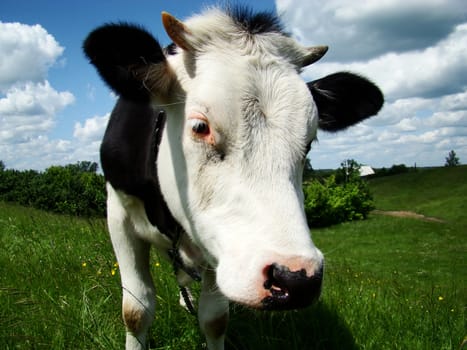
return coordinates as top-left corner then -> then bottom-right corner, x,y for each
372,210 -> 446,223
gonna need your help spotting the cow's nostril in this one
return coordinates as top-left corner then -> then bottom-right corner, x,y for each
262,263 -> 323,310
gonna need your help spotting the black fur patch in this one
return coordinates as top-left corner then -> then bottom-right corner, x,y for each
227,5 -> 285,35
100,99 -> 180,234
308,72 -> 384,132
83,23 -> 165,102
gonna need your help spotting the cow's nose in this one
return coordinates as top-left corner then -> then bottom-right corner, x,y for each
262,263 -> 323,310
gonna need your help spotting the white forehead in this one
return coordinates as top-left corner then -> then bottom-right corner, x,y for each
183,7 -> 240,42
167,7 -> 319,154
185,53 -> 246,116
181,7 -> 313,69
179,53 -> 318,161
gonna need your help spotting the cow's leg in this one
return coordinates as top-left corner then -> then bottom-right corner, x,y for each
198,268 -> 229,350
107,190 -> 155,350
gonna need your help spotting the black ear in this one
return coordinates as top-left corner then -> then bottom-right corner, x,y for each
307,72 -> 384,132
83,23 -> 166,102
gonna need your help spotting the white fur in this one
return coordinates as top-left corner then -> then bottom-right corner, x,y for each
157,41 -> 323,306
110,8 -> 324,350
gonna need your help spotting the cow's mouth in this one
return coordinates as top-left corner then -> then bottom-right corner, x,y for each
261,263 -> 323,310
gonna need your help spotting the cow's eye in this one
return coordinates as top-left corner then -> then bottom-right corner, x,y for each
190,119 -> 210,135
187,114 -> 216,145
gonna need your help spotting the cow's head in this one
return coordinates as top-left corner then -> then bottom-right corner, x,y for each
84,7 -> 383,310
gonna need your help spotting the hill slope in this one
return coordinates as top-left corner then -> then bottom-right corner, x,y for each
368,165 -> 467,222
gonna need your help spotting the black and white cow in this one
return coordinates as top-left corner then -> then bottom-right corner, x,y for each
83,6 -> 383,350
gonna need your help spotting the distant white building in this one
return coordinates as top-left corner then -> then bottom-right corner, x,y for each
359,165 -> 375,177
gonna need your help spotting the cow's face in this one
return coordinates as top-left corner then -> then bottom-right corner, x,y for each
159,10 -> 329,309
84,8 -> 383,310
176,55 -> 323,308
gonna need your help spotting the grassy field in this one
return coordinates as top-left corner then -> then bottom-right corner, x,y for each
1,166 -> 465,349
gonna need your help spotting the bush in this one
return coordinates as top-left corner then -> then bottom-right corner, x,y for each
304,175 -> 374,227
1,158 -> 374,225
0,161 -> 106,217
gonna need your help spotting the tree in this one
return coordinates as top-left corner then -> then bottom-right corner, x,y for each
303,157 -> 314,181
0,160 -> 5,172
388,163 -> 408,175
304,158 -> 313,172
445,150 -> 460,167
335,159 -> 361,183
75,161 -> 99,173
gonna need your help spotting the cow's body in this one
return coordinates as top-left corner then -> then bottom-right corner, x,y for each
84,6 -> 383,349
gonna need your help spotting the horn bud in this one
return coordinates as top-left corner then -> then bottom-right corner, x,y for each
302,45 -> 328,67
162,12 -> 192,51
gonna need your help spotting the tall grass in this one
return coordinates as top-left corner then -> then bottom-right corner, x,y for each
0,204 -> 122,348
1,166 -> 465,349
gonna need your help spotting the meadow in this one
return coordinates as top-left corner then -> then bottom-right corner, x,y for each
1,166 -> 465,349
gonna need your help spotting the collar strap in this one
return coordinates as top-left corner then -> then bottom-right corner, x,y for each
153,110 -> 202,317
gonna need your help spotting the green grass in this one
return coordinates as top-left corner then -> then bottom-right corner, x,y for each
369,165 -> 467,222
313,217 -> 465,349
0,205 -> 122,348
0,203 -> 202,349
1,166 -> 466,349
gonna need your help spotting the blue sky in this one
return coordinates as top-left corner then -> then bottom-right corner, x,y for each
0,0 -> 275,141
1,0 -> 466,170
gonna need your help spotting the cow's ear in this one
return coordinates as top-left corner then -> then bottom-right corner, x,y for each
83,23 -> 175,102
307,72 -> 384,132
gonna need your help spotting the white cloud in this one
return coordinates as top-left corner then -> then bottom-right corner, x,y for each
0,81 -> 74,144
0,22 -> 64,91
303,23 -> 467,101
427,110 -> 467,128
0,22 -> 78,170
73,114 -> 109,142
0,135 -> 73,170
277,0 -> 466,61
277,0 -> 467,168
394,118 -> 418,132
86,83 -> 96,101
1,111 -> 108,170
439,89 -> 467,111
0,81 -> 74,117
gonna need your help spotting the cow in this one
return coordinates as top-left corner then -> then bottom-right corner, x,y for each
83,6 -> 383,350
